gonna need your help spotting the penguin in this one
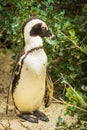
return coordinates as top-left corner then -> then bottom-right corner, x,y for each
8,17 -> 54,123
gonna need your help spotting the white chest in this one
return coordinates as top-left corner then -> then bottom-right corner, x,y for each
13,49 -> 47,112
24,49 -> 47,75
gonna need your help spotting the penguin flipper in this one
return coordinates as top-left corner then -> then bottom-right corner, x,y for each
44,73 -> 54,107
6,48 -> 25,114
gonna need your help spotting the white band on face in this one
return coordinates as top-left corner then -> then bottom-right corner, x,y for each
41,23 -> 48,30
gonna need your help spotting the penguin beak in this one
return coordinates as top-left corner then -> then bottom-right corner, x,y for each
46,30 -> 55,40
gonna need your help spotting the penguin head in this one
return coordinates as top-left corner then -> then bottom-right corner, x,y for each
23,17 -> 54,44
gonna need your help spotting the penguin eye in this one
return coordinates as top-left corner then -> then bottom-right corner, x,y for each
42,27 -> 48,33
42,26 -> 46,30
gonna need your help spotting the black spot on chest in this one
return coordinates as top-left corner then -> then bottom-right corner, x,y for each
26,68 -> 28,71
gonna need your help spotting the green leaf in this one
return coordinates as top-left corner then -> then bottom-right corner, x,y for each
58,116 -> 63,123
69,29 -> 75,38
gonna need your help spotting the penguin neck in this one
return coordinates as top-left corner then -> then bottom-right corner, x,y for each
24,36 -> 43,53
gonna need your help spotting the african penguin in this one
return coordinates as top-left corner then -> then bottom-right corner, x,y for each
11,17 -> 54,123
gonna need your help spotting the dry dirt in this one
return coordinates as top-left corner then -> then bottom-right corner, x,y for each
0,49 -> 77,130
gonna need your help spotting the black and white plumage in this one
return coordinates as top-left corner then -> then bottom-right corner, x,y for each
7,18 -> 54,123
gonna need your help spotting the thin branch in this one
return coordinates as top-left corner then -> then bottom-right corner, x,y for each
0,99 -> 13,108
0,123 -> 5,129
52,97 -> 65,104
19,120 -> 30,130
62,80 -> 87,106
54,77 -> 62,84
66,103 -> 87,113
52,97 -> 87,113
58,30 -> 87,54
54,73 -> 64,85
78,60 -> 87,65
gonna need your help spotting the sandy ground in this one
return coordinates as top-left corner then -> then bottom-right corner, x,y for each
0,49 -> 77,130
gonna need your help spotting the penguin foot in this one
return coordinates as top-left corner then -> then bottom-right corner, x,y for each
33,110 -> 49,122
18,113 -> 38,123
